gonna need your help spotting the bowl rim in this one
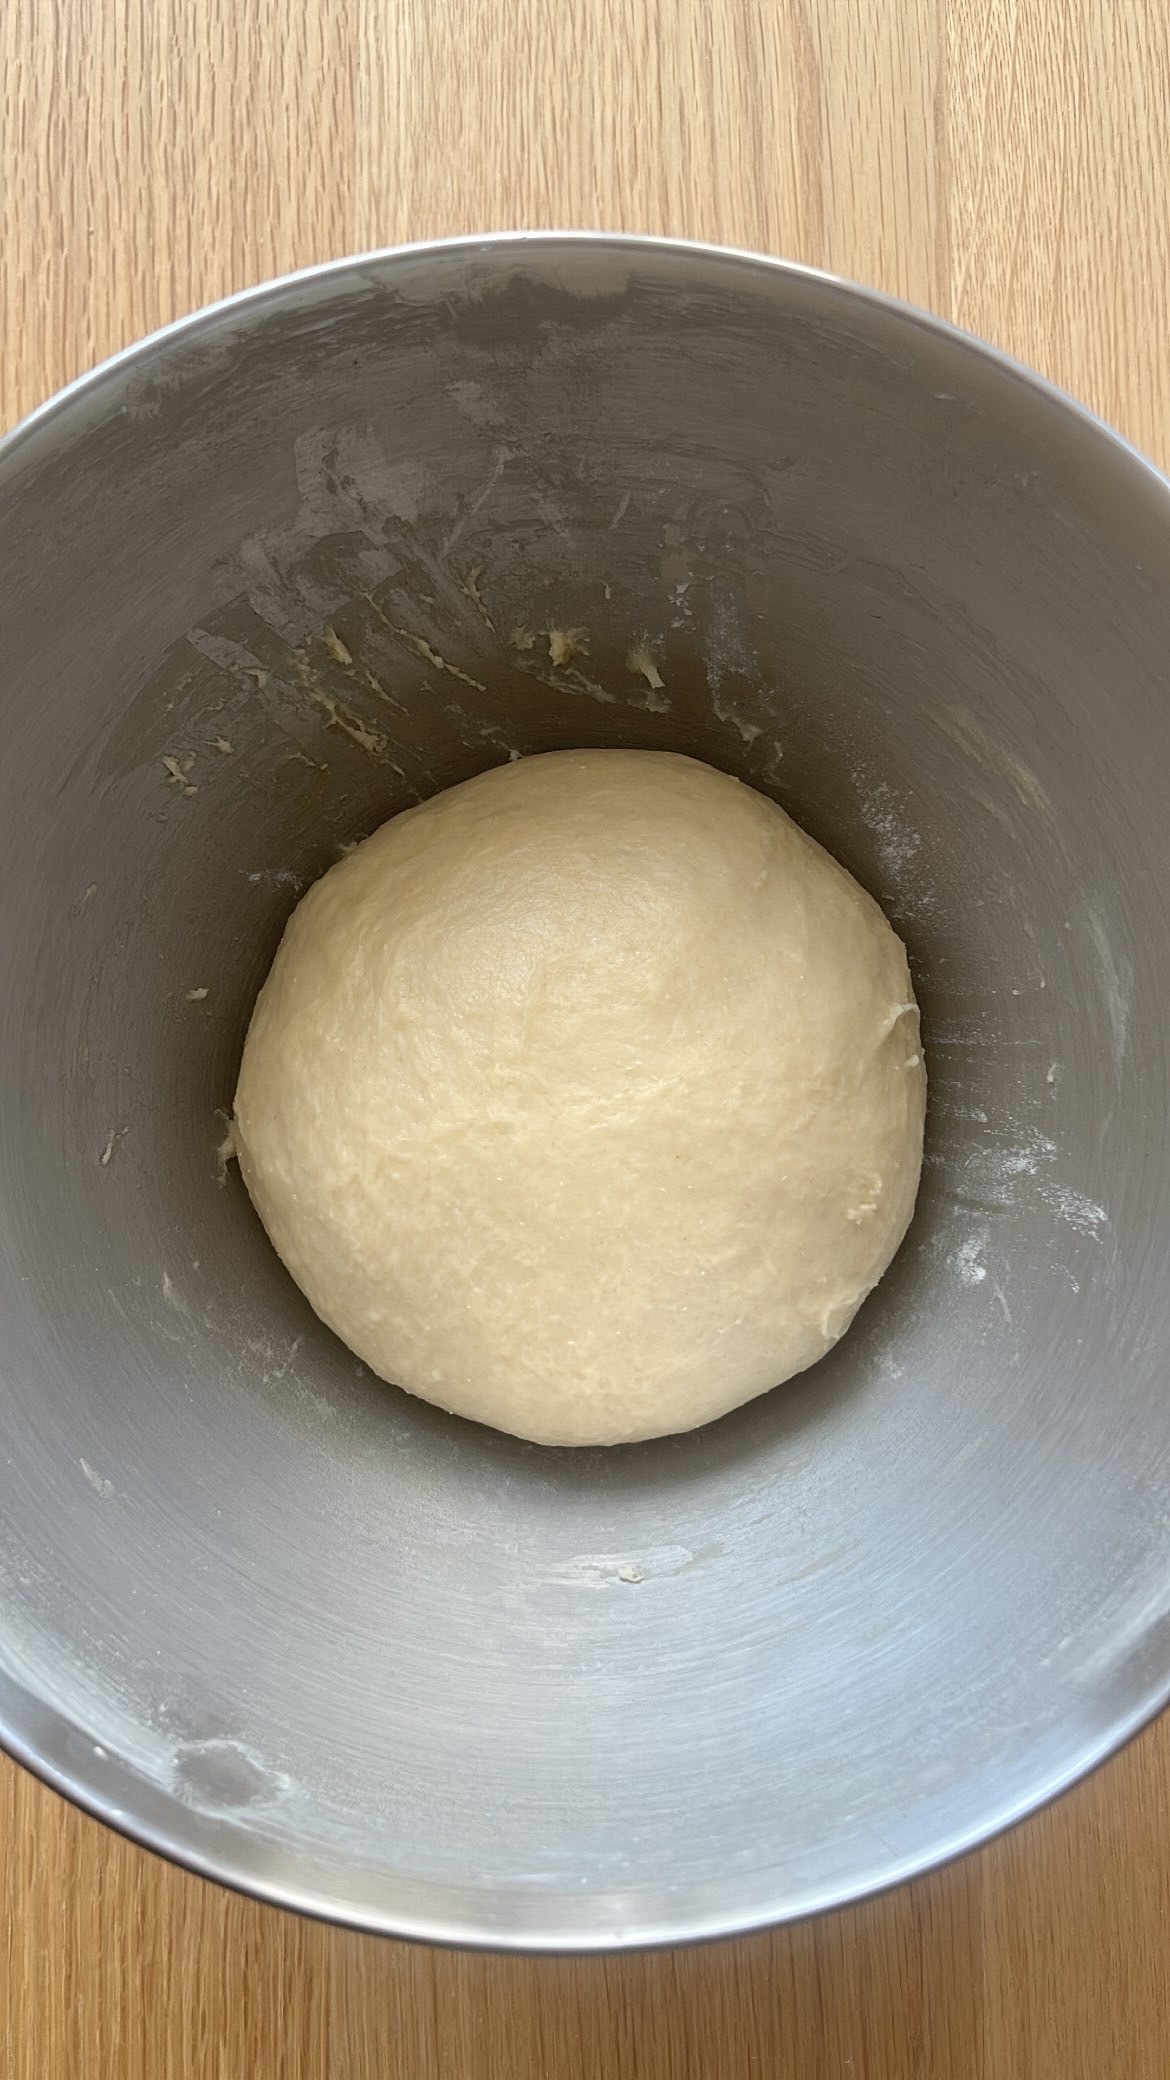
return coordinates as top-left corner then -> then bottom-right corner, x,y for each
3,228 -> 1170,1952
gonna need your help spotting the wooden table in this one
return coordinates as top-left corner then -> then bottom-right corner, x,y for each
3,2 -> 1170,2074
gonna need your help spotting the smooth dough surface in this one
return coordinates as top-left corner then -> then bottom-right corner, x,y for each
234,750 -> 926,1446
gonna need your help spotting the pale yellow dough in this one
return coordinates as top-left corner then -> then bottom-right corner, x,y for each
234,750 -> 926,1446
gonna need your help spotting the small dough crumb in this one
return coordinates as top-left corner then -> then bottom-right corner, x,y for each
214,1116 -> 238,1186
547,627 -> 588,667
162,753 -> 197,794
626,644 -> 665,692
186,987 -> 209,1002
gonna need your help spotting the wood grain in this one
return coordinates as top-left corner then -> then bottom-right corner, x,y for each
3,1 -> 1170,2074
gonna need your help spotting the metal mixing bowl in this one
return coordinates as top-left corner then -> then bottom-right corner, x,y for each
1,235 -> 1168,1949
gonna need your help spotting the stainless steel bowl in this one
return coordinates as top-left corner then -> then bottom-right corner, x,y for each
2,235 -> 1168,1950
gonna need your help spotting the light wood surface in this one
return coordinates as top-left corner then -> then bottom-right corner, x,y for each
3,2 -> 1170,2074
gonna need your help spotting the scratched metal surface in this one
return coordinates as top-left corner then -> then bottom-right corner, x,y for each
0,238 -> 1167,1948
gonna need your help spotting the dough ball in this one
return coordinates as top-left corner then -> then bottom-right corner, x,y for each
234,750 -> 926,1446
